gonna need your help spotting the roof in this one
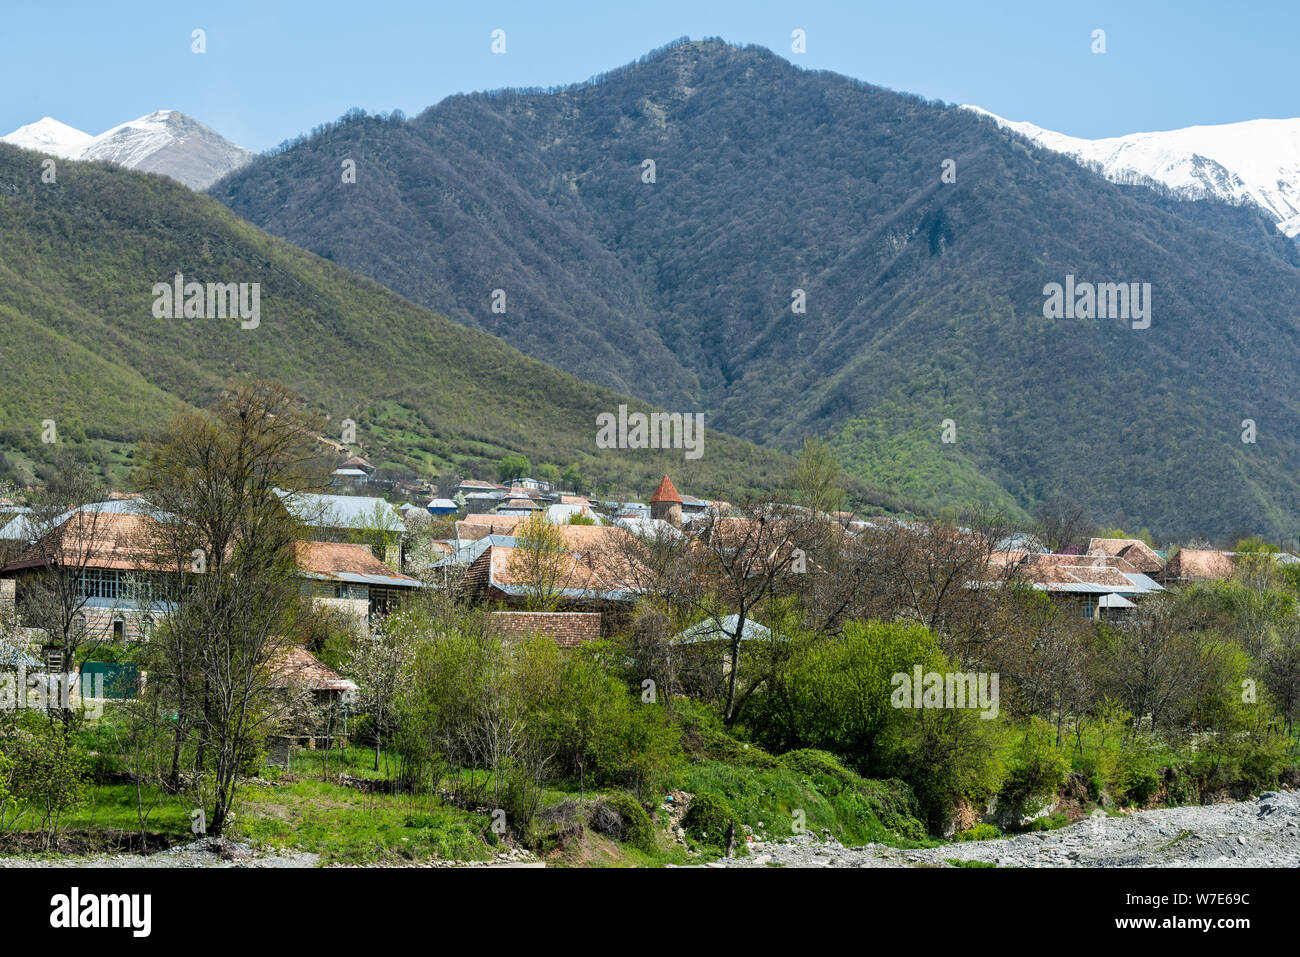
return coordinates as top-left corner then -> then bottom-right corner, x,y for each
674,615 -> 772,644
613,516 -> 685,539
332,468 -> 368,477
546,503 -> 596,524
427,498 -> 458,510
1164,549 -> 1235,581
267,645 -> 358,692
295,541 -> 421,589
1,509 -> 171,573
1087,538 -> 1164,574
0,498 -> 162,542
456,514 -> 527,539
463,540 -> 636,602
339,456 -> 373,470
279,491 -> 405,532
649,475 -> 682,505
990,551 -> 1165,595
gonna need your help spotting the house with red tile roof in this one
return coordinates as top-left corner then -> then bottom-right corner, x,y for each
1087,538 -> 1164,575
1159,548 -> 1236,584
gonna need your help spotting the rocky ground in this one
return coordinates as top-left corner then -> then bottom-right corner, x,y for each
0,836 -> 543,869
0,837 -> 319,869
699,790 -> 1300,868
6,791 -> 1298,868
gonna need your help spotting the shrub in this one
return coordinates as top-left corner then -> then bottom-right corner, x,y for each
597,793 -> 656,853
955,823 -> 1002,842
780,748 -> 856,789
1025,812 -> 1069,832
681,791 -> 743,848
1001,719 -> 1068,811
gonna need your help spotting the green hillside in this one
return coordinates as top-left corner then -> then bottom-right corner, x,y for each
0,141 -> 821,506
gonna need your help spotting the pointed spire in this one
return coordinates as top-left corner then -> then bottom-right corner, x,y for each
649,475 -> 682,504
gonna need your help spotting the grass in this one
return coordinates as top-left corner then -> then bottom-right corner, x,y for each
233,777 -> 494,865
676,759 -> 933,849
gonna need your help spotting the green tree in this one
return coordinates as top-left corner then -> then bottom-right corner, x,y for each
561,464 -> 584,495
497,455 -> 531,483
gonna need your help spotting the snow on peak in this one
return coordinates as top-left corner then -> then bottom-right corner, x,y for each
80,110 -> 192,168
1,110 -> 253,190
0,116 -> 94,159
964,105 -> 1300,238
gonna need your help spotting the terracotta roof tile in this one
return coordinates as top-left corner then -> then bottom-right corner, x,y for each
649,475 -> 682,504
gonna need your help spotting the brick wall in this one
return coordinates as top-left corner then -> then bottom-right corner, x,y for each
488,611 -> 601,648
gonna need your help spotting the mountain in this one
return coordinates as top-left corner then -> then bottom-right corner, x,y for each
0,117 -> 94,158
211,39 -> 1300,539
0,139 -> 812,509
2,111 -> 254,190
964,106 -> 1300,239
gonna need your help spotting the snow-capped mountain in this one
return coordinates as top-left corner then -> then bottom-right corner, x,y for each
964,106 -> 1300,239
0,110 -> 253,190
0,117 -> 94,159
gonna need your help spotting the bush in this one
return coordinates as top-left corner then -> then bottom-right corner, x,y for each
955,823 -> 1002,842
780,748 -> 856,788
597,793 -> 656,853
1001,719 -> 1068,811
1115,740 -> 1163,807
681,791 -> 743,849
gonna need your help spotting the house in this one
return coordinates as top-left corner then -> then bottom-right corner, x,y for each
546,500 -> 600,524
339,456 -> 374,474
0,501 -> 176,644
680,494 -> 710,519
0,500 -> 422,648
266,645 -> 358,749
989,552 -> 1164,619
426,498 -> 459,516
330,467 -> 370,488
497,498 -> 545,517
1159,548 -> 1236,584
279,490 -> 406,569
454,513 -> 528,542
611,501 -> 650,521
996,532 -> 1050,554
295,541 -> 423,627
1087,538 -> 1164,576
459,524 -> 641,617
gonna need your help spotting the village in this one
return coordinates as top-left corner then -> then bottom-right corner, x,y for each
0,445 -> 1282,731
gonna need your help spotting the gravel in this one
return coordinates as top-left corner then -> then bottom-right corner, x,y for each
10,792 -> 1298,868
0,837 -> 319,869
0,836 -> 545,869
696,790 -> 1300,868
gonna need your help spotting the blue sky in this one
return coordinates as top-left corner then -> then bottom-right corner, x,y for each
3,0 -> 1297,152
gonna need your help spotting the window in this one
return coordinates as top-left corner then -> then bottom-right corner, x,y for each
79,568 -> 120,600
112,619 -> 125,641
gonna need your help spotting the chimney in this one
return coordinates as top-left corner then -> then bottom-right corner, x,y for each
649,475 -> 683,528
